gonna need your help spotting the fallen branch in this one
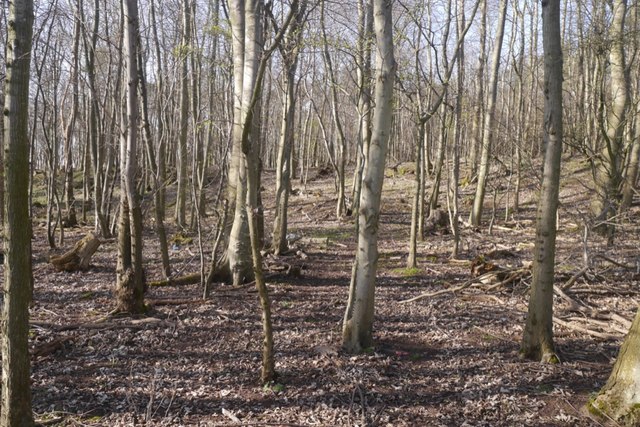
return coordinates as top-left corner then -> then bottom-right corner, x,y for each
561,266 -> 589,291
594,254 -> 636,270
399,267 -> 529,304
32,336 -> 75,357
553,317 -> 618,340
33,317 -> 170,332
149,273 -> 201,287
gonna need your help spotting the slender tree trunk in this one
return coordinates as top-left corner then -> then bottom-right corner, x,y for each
2,0 -> 35,424
467,0 -> 486,177
138,31 -> 171,279
320,0 -> 347,218
343,0 -> 395,354
116,0 -> 146,314
521,0 -> 563,364
351,0 -> 373,217
470,0 -> 508,226
272,2 -> 306,255
63,9 -> 81,228
175,0 -> 191,229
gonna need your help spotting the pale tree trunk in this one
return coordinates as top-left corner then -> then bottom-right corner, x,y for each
320,0 -> 347,218
224,0 -> 253,286
138,32 -> 171,279
116,0 -> 146,314
81,0 -> 110,237
2,0 -> 35,424
449,0 -> 465,258
467,0 -> 486,177
521,0 -> 562,364
593,0 -> 629,239
233,0 -> 298,383
590,305 -> 640,424
470,0 -> 508,226
272,1 -> 306,255
343,0 -> 395,354
63,8 -> 81,228
351,0 -> 373,218
175,0 -> 191,229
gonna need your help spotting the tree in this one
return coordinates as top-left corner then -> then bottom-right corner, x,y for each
2,0 -> 35,424
342,0 -> 396,353
175,0 -> 191,229
593,0 -> 629,239
589,305 -> 640,425
469,0 -> 508,226
115,0 -> 145,314
272,0 -> 307,255
520,0 -> 563,363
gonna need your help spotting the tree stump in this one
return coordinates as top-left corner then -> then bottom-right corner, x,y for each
49,232 -> 101,272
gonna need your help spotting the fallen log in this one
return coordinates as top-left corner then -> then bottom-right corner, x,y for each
49,232 -> 101,272
149,273 -> 201,287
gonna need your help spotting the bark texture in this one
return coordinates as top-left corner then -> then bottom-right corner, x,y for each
343,0 -> 396,353
590,305 -> 640,425
520,0 -> 563,363
2,0 -> 35,424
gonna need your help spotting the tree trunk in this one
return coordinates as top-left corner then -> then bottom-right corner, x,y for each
175,0 -> 191,229
62,8 -> 81,228
49,233 -> 101,272
593,0 -> 629,238
589,305 -> 640,425
343,0 -> 395,354
272,2 -> 306,255
621,104 -> 640,210
116,0 -> 146,314
520,0 -> 562,364
2,0 -> 35,424
351,0 -> 373,218
467,0 -> 486,178
320,0 -> 347,218
470,0 -> 508,226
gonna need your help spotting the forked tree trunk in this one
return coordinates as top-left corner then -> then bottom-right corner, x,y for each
343,0 -> 395,354
2,0 -> 35,424
520,0 -> 562,364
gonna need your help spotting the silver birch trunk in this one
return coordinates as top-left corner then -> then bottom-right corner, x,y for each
343,0 -> 396,353
520,0 -> 563,364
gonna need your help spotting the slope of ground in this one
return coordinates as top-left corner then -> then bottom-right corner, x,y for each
23,156 -> 639,426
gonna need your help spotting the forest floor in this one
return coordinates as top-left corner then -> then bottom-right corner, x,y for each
24,155 -> 640,426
